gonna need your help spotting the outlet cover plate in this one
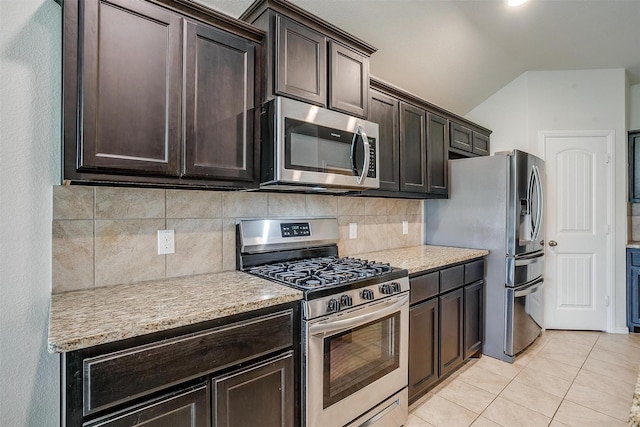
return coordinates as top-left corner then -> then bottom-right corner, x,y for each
158,229 -> 175,255
349,223 -> 357,239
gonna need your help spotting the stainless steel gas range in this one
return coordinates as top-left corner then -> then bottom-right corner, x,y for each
237,218 -> 409,427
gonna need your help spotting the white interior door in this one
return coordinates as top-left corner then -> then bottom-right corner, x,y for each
543,132 -> 611,330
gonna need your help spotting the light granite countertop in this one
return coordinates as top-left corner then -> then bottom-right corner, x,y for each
352,245 -> 489,275
49,245 -> 487,354
48,271 -> 302,353
631,372 -> 640,426
628,241 -> 640,249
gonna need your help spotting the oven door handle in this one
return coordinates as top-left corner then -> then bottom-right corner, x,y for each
309,294 -> 408,336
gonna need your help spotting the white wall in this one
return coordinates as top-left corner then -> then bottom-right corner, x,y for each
631,84 -> 640,130
0,1 -> 61,425
467,69 -> 628,333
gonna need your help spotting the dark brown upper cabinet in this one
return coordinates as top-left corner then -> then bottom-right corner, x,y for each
184,21 -> 256,182
329,41 -> 369,117
450,122 -> 473,153
450,122 -> 491,158
63,0 -> 264,189
240,0 -> 375,118
78,0 -> 182,176
399,102 -> 427,193
275,15 -> 326,106
365,78 -> 489,199
368,89 -> 399,192
426,113 -> 448,196
472,131 -> 490,156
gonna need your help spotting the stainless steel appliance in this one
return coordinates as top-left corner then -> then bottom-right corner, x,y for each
260,96 -> 380,192
237,218 -> 409,427
425,150 -> 545,363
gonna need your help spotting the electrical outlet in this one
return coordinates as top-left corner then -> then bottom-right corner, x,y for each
158,229 -> 175,255
402,221 -> 409,235
349,223 -> 357,239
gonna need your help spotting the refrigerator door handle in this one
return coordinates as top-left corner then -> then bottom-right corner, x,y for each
532,165 -> 544,242
514,277 -> 544,298
515,251 -> 545,261
514,255 -> 544,266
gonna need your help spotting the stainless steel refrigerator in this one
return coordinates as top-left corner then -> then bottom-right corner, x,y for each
425,150 -> 545,363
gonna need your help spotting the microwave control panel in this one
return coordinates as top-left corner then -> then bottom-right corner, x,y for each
367,139 -> 377,178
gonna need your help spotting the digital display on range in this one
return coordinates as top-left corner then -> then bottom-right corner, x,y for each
280,222 -> 311,238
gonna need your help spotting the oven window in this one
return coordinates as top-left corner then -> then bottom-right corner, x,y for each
322,312 -> 400,408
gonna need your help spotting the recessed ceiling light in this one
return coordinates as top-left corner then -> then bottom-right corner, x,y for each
507,0 -> 528,7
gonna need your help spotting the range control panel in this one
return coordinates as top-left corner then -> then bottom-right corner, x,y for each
280,222 -> 311,238
303,276 -> 410,320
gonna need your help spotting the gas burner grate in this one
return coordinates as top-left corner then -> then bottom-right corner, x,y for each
247,256 -> 392,290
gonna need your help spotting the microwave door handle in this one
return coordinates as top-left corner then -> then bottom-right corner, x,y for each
351,126 -> 370,185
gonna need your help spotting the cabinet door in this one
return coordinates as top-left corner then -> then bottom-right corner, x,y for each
79,0 -> 181,176
464,281 -> 484,359
329,41 -> 369,117
628,250 -> 640,329
369,90 -> 399,191
399,102 -> 427,193
275,15 -> 326,106
426,113 -> 448,196
213,352 -> 294,427
409,299 -> 439,402
439,289 -> 463,377
184,21 -> 255,182
449,122 -> 472,153
629,132 -> 640,202
472,131 -> 490,156
84,384 -> 209,427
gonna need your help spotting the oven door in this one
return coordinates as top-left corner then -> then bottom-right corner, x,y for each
304,293 -> 409,427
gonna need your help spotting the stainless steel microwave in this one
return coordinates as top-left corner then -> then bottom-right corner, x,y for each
260,97 -> 379,191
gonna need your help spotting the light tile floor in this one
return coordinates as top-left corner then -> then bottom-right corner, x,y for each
408,330 -> 640,427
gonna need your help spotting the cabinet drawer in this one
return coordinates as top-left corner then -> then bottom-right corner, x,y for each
465,260 -> 484,284
440,265 -> 464,293
410,272 -> 439,305
630,249 -> 640,267
83,310 -> 293,416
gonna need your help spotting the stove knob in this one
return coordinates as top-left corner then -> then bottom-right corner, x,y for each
327,298 -> 340,313
361,289 -> 374,300
380,283 -> 393,295
391,282 -> 401,293
340,295 -> 353,307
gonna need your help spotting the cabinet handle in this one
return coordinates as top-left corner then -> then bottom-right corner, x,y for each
548,240 -> 558,247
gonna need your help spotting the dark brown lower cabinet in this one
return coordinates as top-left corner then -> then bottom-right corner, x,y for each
409,298 -> 438,400
84,384 -> 210,427
62,306 -> 298,427
213,352 -> 294,427
408,259 -> 485,403
439,288 -> 464,378
464,281 -> 484,359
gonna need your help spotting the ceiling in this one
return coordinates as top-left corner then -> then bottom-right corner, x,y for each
196,0 -> 640,116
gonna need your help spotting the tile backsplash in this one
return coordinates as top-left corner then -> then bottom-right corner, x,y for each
52,186 -> 424,293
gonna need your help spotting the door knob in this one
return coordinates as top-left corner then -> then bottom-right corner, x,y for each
548,240 -> 558,247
